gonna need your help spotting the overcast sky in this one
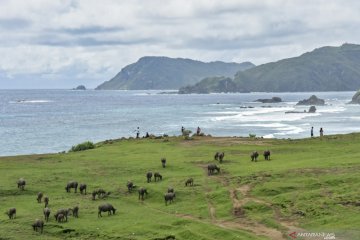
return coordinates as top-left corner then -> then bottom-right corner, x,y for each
1,0 -> 360,89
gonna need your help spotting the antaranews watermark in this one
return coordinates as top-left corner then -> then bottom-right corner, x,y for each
288,231 -> 336,239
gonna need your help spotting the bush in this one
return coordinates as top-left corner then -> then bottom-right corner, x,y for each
70,141 -> 95,152
249,134 -> 256,138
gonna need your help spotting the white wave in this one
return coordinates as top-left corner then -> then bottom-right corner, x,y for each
316,106 -> 346,113
10,100 -> 53,104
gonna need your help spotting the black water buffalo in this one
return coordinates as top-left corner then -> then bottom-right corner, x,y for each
6,208 -> 16,219
92,188 -> 109,200
44,196 -> 49,208
72,206 -> 79,218
17,178 -> 26,190
79,183 -> 87,195
161,158 -> 166,168
138,187 -> 148,200
251,151 -> 259,162
185,178 -> 194,186
43,208 -> 50,222
54,208 -> 72,222
214,152 -> 220,160
167,187 -> 174,193
98,203 -> 116,217
37,192 -> 43,203
146,172 -> 153,183
32,219 -> 44,233
127,181 -> 135,192
154,172 -> 162,182
56,213 -> 66,223
65,181 -> 78,193
263,150 -> 271,160
208,164 -> 220,175
164,192 -> 176,205
218,152 -> 225,163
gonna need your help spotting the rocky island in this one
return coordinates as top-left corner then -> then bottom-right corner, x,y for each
73,85 -> 86,90
349,90 -> 360,104
296,95 -> 325,105
254,97 -> 282,103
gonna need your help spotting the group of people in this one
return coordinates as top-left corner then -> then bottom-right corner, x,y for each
181,126 -> 202,136
311,126 -> 324,138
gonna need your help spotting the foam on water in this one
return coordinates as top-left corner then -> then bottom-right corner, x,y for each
10,99 -> 53,104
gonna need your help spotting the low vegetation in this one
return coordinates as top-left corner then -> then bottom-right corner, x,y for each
1,133 -> 360,239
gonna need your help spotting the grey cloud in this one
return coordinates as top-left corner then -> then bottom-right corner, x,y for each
58,26 -> 126,35
0,18 -> 31,29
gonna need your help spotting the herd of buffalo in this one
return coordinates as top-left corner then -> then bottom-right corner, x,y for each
6,149 -> 271,234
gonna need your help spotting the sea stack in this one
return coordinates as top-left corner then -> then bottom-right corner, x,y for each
349,90 -> 360,104
296,95 -> 325,105
73,85 -> 86,90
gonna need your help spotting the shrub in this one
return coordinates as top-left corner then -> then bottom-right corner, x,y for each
70,141 -> 95,152
249,134 -> 256,138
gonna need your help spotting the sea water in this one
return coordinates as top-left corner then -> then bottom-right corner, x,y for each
0,89 -> 358,156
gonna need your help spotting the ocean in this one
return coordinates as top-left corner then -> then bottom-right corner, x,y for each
0,89 -> 358,156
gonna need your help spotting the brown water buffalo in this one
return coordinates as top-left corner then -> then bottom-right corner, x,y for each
98,203 -> 116,217
79,183 -> 87,195
44,196 -> 49,208
146,172 -> 153,183
65,181 -> 78,193
164,192 -> 176,205
43,208 -> 50,222
72,206 -> 79,218
6,208 -> 16,219
92,188 -> 109,200
54,208 -> 72,222
37,192 -> 43,203
263,150 -> 271,160
127,181 -> 135,192
161,158 -> 166,168
154,172 -> 162,182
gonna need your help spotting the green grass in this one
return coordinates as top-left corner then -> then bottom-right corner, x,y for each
1,134 -> 360,239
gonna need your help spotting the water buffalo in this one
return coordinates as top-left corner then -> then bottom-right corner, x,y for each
164,192 -> 176,205
44,196 -> 49,208
214,152 -> 219,160
17,178 -> 26,190
146,172 -> 153,183
218,152 -> 225,163
263,150 -> 271,160
56,213 -> 66,223
98,203 -> 116,217
161,158 -> 167,168
185,178 -> 194,186
251,151 -> 259,162
92,188 -> 109,200
72,206 -> 79,218
54,208 -> 72,222
167,187 -> 174,193
79,183 -> 87,195
37,192 -> 43,203
138,187 -> 148,200
6,208 -> 16,219
32,219 -> 44,233
208,164 -> 220,175
65,181 -> 78,193
154,172 -> 162,182
127,181 -> 134,192
43,208 -> 50,222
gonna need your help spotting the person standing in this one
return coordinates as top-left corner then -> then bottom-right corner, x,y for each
196,126 -> 201,136
135,127 -> 140,139
311,126 -> 314,138
320,127 -> 324,138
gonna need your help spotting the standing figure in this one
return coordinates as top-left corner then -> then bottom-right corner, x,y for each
196,126 -> 201,136
320,127 -> 324,137
181,126 -> 185,134
311,126 -> 314,138
136,127 -> 140,138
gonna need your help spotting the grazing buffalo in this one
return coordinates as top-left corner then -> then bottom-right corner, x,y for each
79,183 -> 87,195
72,206 -> 79,218
92,188 -> 109,200
161,158 -> 167,168
164,192 -> 176,205
251,151 -> 259,162
138,187 -> 148,200
127,181 -> 135,192
56,213 -> 66,223
185,178 -> 194,186
65,181 -> 78,193
54,208 -> 72,222
208,164 -> 220,175
167,187 -> 174,193
146,172 -> 153,183
6,208 -> 16,219
32,219 -> 44,233
263,150 -> 271,160
218,152 -> 225,163
214,152 -> 220,160
98,203 -> 116,217
44,196 -> 49,208
37,192 -> 43,203
154,172 -> 162,182
17,178 -> 26,190
43,208 -> 51,222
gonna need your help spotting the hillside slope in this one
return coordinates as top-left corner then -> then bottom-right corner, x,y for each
96,56 -> 254,90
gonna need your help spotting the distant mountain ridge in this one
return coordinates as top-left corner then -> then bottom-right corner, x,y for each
180,43 -> 360,93
96,56 -> 255,90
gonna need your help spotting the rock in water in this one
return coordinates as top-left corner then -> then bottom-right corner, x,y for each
349,90 -> 360,104
73,85 -> 86,90
254,97 -> 282,103
308,106 -> 317,113
296,95 -> 325,105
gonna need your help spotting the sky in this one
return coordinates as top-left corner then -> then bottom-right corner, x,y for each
1,0 -> 360,89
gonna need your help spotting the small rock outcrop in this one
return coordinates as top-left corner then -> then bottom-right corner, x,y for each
296,95 -> 325,105
349,90 -> 360,104
254,97 -> 282,103
308,106 -> 317,113
73,85 -> 86,90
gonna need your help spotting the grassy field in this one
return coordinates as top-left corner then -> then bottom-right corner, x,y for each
0,133 -> 360,240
